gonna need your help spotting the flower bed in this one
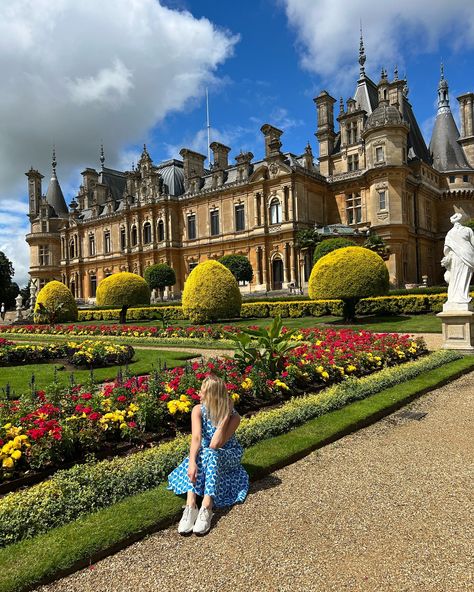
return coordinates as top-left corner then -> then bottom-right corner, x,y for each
0,339 -> 134,368
0,349 -> 461,548
0,329 -> 426,483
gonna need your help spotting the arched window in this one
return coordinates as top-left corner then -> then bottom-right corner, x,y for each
158,220 -> 165,242
69,239 -> 75,258
143,222 -> 152,244
131,225 -> 138,246
269,198 -> 282,224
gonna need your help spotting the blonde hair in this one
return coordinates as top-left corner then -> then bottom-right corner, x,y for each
200,374 -> 233,427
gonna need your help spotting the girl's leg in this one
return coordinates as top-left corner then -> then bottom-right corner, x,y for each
202,494 -> 213,510
186,490 -> 197,507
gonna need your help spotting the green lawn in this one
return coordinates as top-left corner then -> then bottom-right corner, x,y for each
0,349 -> 195,397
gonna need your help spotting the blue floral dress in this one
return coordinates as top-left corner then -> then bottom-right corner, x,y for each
167,404 -> 249,508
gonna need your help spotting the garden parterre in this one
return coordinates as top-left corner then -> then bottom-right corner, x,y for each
0,328 -> 426,483
0,339 -> 134,368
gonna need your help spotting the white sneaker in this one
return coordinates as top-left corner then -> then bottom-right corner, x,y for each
193,505 -> 213,535
178,505 -> 199,535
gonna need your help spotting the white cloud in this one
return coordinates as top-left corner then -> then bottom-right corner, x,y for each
0,0 -> 237,284
283,0 -> 474,89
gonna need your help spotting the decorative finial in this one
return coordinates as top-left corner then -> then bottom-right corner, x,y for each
394,65 -> 399,81
143,143 -> 147,153
100,142 -> 105,170
437,62 -> 449,111
358,21 -> 366,78
440,61 -> 444,80
403,73 -> 409,98
131,161 -> 135,171
339,96 -> 344,113
52,146 -> 57,176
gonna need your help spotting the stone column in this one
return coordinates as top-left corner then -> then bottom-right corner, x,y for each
290,243 -> 297,284
254,194 -> 260,226
262,245 -> 268,288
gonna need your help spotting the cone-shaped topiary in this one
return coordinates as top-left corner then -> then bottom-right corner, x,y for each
34,281 -> 78,324
96,272 -> 150,307
182,260 -> 242,323
309,246 -> 389,321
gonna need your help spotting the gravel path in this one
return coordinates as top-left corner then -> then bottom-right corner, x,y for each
36,371 -> 474,592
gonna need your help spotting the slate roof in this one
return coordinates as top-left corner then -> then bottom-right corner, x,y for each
429,110 -> 472,172
99,167 -> 126,202
156,159 -> 185,196
45,172 -> 68,218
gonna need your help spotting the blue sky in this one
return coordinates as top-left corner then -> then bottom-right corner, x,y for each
0,0 -> 473,286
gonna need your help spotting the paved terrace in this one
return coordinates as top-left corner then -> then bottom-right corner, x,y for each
36,370 -> 474,592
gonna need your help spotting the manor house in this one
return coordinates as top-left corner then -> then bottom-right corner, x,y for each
26,39 -> 474,300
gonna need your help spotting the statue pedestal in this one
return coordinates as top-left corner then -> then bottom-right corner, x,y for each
437,310 -> 474,353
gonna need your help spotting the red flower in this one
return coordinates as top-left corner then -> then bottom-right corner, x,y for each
128,421 -> 137,428
81,393 -> 92,400
116,395 -> 127,403
89,412 -> 102,421
160,394 -> 170,401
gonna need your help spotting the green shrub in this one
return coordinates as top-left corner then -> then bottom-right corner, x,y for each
182,260 -> 242,323
34,281 -> 78,323
144,264 -> 176,300
313,237 -> 356,264
309,246 -> 389,321
96,273 -> 150,307
0,349 -> 459,547
218,254 -> 254,283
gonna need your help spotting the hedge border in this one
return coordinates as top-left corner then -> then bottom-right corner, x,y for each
75,292 -> 468,321
0,354 -> 472,592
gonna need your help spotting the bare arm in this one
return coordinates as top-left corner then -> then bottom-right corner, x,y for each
209,413 -> 241,450
187,405 -> 202,483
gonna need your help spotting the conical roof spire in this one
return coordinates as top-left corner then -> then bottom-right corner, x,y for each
358,22 -> 366,79
437,62 -> 450,112
45,146 -> 68,217
430,64 -> 472,172
100,142 -> 105,170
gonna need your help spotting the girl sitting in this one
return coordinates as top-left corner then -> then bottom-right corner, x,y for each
167,374 -> 249,535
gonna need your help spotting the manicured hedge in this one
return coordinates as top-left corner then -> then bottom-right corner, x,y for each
77,293 -> 452,322
34,282 -> 78,324
0,349 -> 460,547
96,272 -> 150,307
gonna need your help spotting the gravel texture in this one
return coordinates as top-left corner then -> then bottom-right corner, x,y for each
36,370 -> 474,592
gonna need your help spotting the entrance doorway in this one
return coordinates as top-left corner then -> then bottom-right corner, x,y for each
272,258 -> 283,290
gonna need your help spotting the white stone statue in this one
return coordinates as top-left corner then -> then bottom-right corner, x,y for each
441,212 -> 474,311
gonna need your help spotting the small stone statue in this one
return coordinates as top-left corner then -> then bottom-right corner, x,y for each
15,294 -> 23,321
29,278 -> 38,312
441,212 -> 474,310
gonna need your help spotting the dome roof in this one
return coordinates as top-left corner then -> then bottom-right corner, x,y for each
366,102 -> 403,129
157,159 -> 185,196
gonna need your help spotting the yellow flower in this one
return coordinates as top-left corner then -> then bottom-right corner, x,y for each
11,450 -> 21,460
274,379 -> 290,391
241,377 -> 253,390
231,393 -> 240,402
2,457 -> 14,469
119,423 -> 128,430
346,364 -> 357,373
321,371 -> 329,380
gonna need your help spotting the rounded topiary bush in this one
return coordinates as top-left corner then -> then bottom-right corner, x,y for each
309,246 -> 389,320
313,237 -> 356,264
182,260 -> 242,323
34,281 -> 78,323
96,272 -> 150,307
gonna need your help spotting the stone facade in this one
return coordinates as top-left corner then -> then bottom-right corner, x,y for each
26,49 -> 474,301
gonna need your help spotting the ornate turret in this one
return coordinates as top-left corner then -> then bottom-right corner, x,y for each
45,148 -> 68,217
430,65 -> 472,172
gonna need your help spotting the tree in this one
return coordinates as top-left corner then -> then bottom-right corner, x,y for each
0,252 -> 15,305
363,233 -> 390,260
218,254 -> 253,283
144,263 -> 177,300
313,238 -> 356,265
295,228 -> 321,263
309,246 -> 389,321
4,282 -> 19,308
